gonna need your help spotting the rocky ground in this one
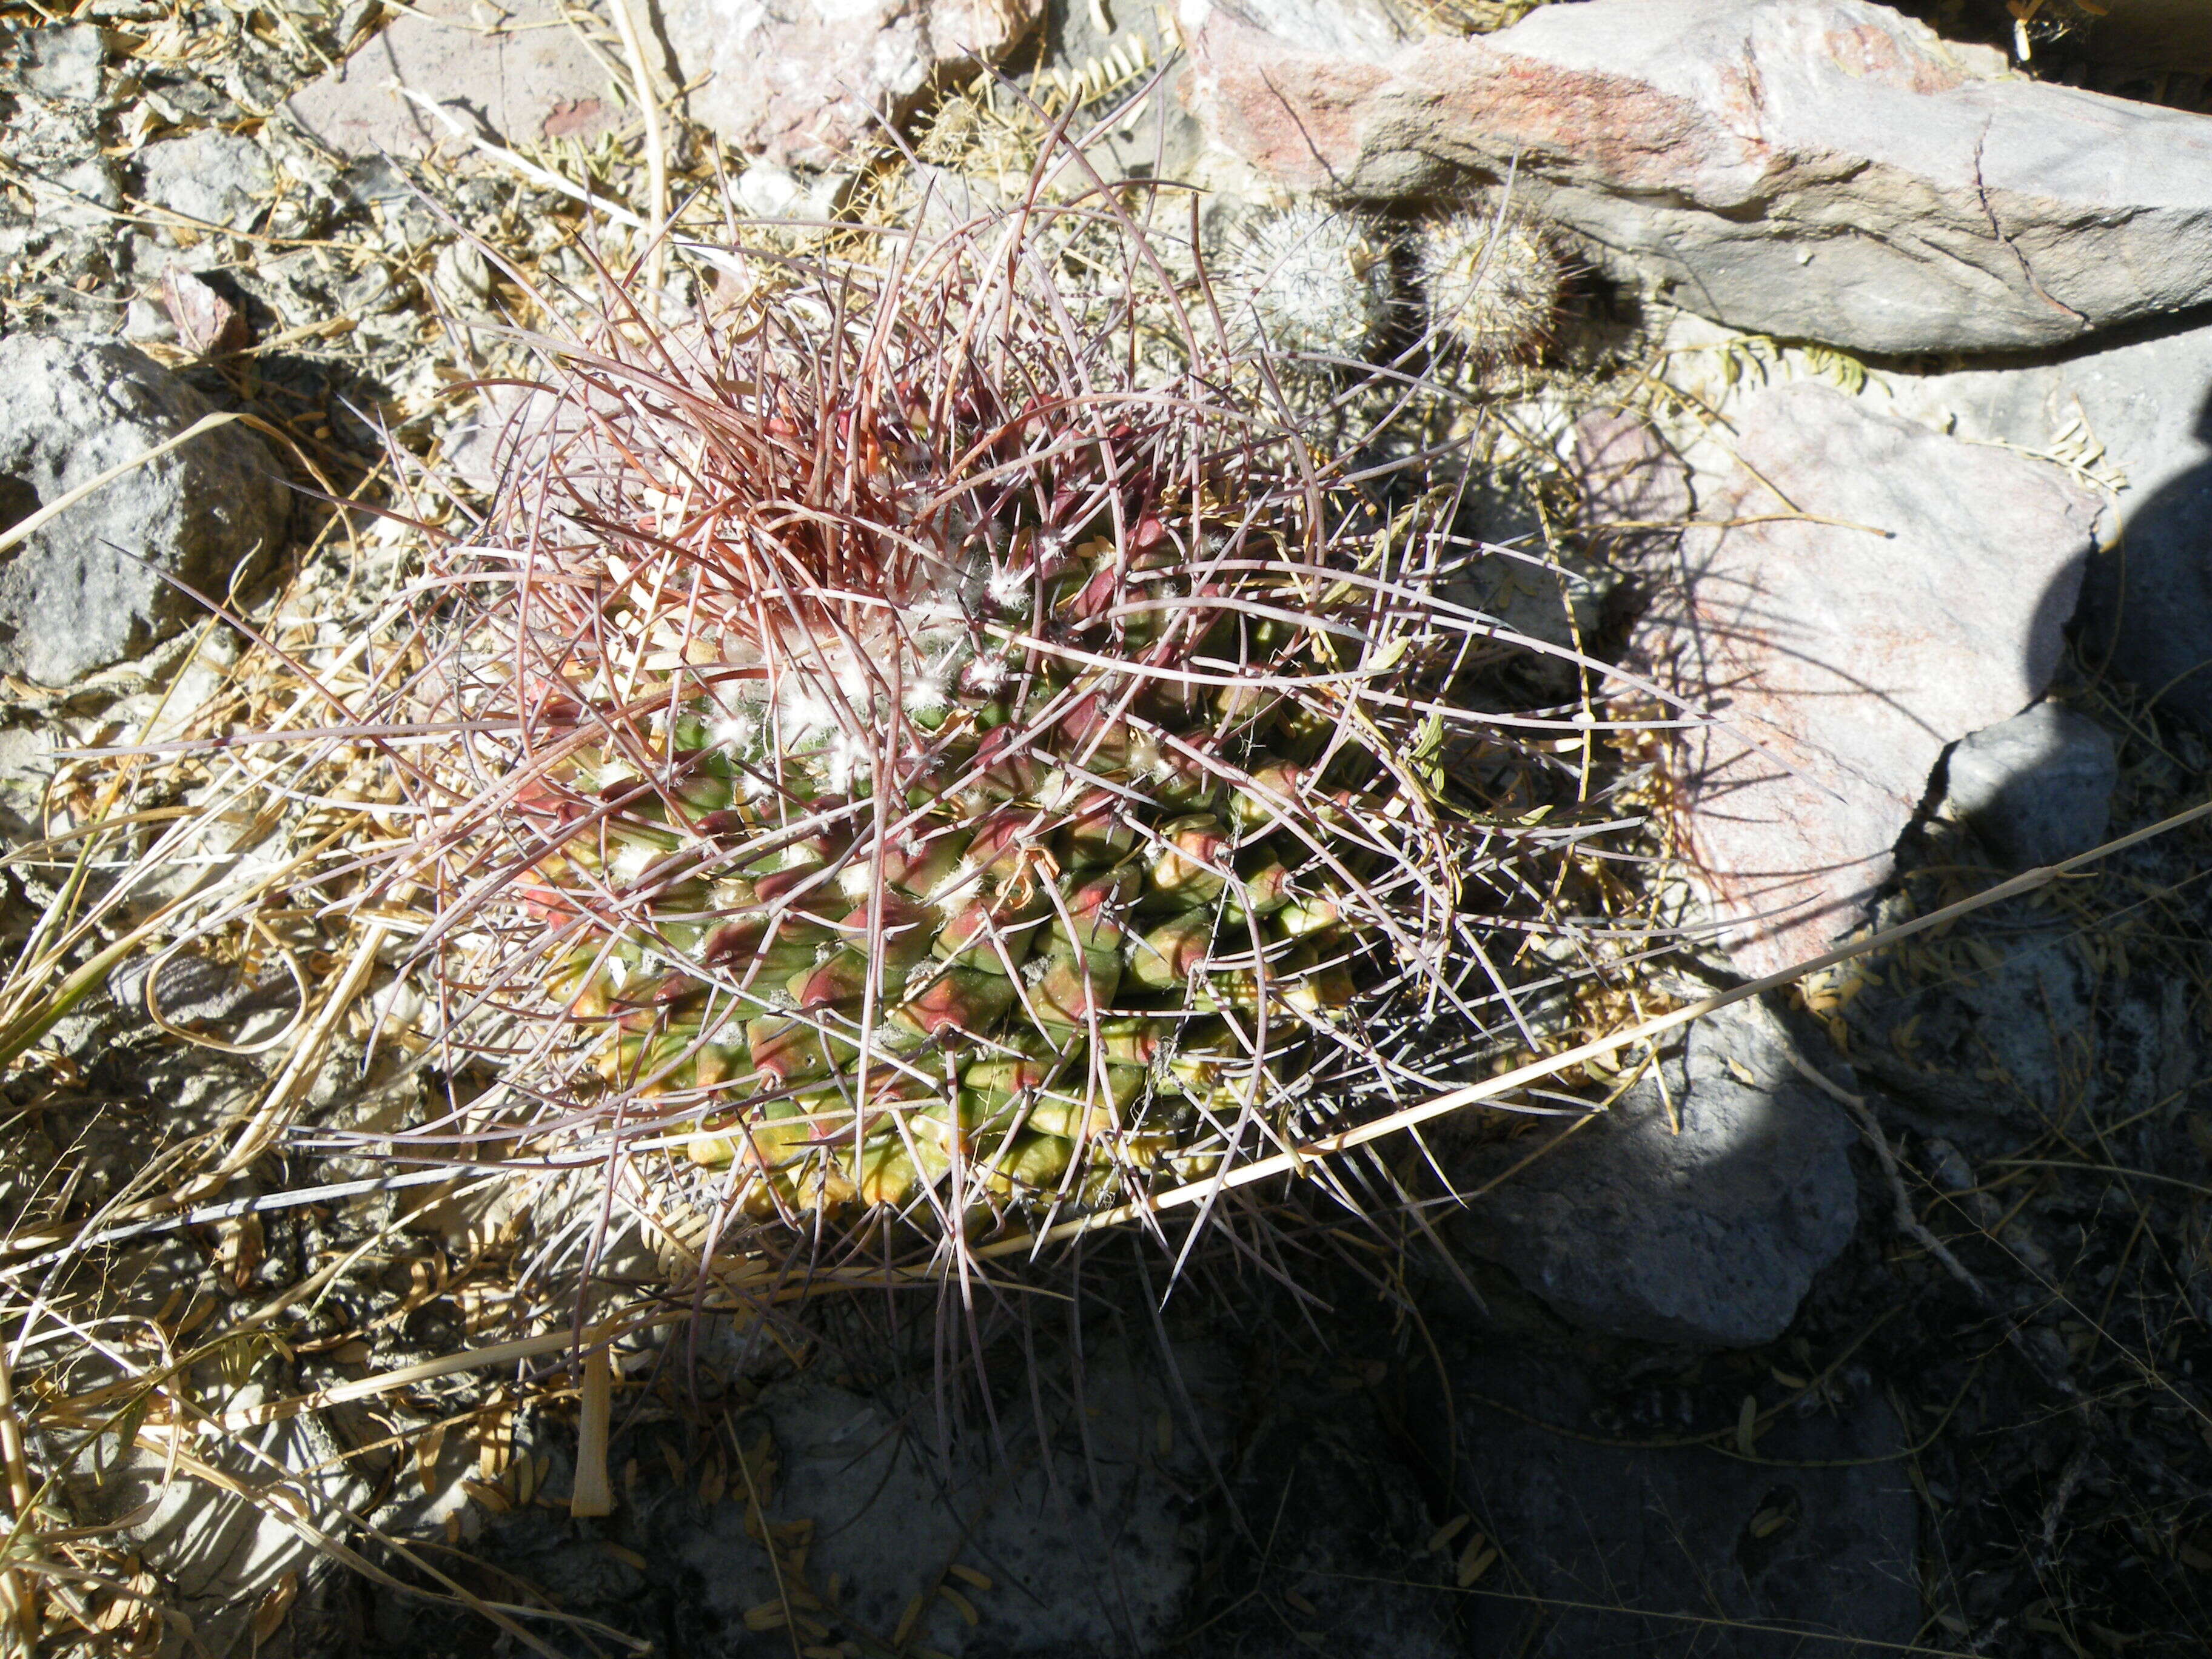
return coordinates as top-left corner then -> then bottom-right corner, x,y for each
6,0 -> 2212,1655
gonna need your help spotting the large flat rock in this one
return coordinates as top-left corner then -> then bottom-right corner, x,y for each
663,0 -> 1042,169
1179,0 -> 2212,353
284,0 -> 623,160
1633,381 -> 2099,976
1879,313 -> 2212,730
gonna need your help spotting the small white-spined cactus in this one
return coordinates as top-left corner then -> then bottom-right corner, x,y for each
1214,205 -> 1395,366
1418,203 -> 1569,366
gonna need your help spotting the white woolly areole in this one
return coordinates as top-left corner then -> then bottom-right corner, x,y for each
1418,207 -> 1567,365
987,561 -> 1034,614
1215,206 -> 1393,364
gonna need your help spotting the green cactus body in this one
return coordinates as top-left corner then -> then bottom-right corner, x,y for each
520,533 -> 1389,1226
420,212 -> 1481,1247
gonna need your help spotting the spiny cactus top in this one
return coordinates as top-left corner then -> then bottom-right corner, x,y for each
394,209 -> 1494,1247
1213,206 -> 1395,367
1418,203 -> 1568,366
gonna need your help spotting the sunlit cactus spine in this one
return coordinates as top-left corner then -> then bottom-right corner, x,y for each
384,198 -> 1491,1255
1417,199 -> 1570,366
1212,204 -> 1396,367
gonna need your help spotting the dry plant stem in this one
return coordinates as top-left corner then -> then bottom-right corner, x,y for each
569,1346 -> 614,1517
389,85 -> 747,283
213,1312 -> 674,1432
1790,1018 -> 2083,1401
0,1345 -> 33,1657
0,866 -> 220,1070
1785,1051 -> 1988,1302
606,0 -> 668,296
984,795 -> 2212,1259
204,920 -> 392,1189
2,1167 -> 468,1268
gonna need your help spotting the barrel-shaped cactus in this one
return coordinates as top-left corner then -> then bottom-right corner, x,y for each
393,203 -> 1483,1245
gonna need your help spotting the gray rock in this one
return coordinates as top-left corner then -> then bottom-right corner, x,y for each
0,335 -> 289,686
1943,703 -> 2118,870
20,22 -> 104,101
1632,381 -> 2099,976
1882,323 -> 2212,730
2079,404 -> 2212,725
138,130 -> 272,232
93,1384 -> 371,1659
36,154 -> 120,230
732,158 -> 841,223
1435,1345 -> 1920,1658
108,953 -> 262,1030
1846,907 -> 2198,1139
1180,0 -> 2212,354
752,1366 -> 1208,1655
453,1342 -> 1231,1657
1190,1385 -> 1459,1657
1660,304 -> 2212,731
1451,998 -> 1857,1349
1446,476 -> 1605,683
284,0 -> 623,159
665,0 -> 1043,170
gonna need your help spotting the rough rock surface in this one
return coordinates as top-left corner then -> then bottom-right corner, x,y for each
1179,0 -> 2212,353
1943,703 -> 2118,870
2075,406 -> 2212,726
1434,1344 -> 1920,1658
98,1403 -> 369,1659
1841,905 -> 2196,1140
1634,381 -> 2099,976
284,0 -> 623,160
1451,998 -> 1857,1349
1575,406 -> 1693,570
663,0 -> 1042,170
1866,312 -> 2212,730
1843,920 -> 2094,1128
137,129 -> 272,232
0,336 -> 289,686
414,1343 -> 1232,1658
1190,1382 -> 1460,1657
22,21 -> 104,101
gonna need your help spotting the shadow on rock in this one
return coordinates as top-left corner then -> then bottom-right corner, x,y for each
2079,383 -> 2212,728
1427,1342 -> 1919,1659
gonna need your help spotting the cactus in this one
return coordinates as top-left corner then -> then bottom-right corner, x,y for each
1212,205 -> 1395,367
383,199 -> 1508,1253
1416,201 -> 1569,366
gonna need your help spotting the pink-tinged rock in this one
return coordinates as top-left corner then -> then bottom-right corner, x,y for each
161,267 -> 249,358
1632,382 -> 2097,977
1574,408 -> 1689,568
663,0 -> 1042,170
285,0 -> 621,160
1179,0 -> 2212,354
